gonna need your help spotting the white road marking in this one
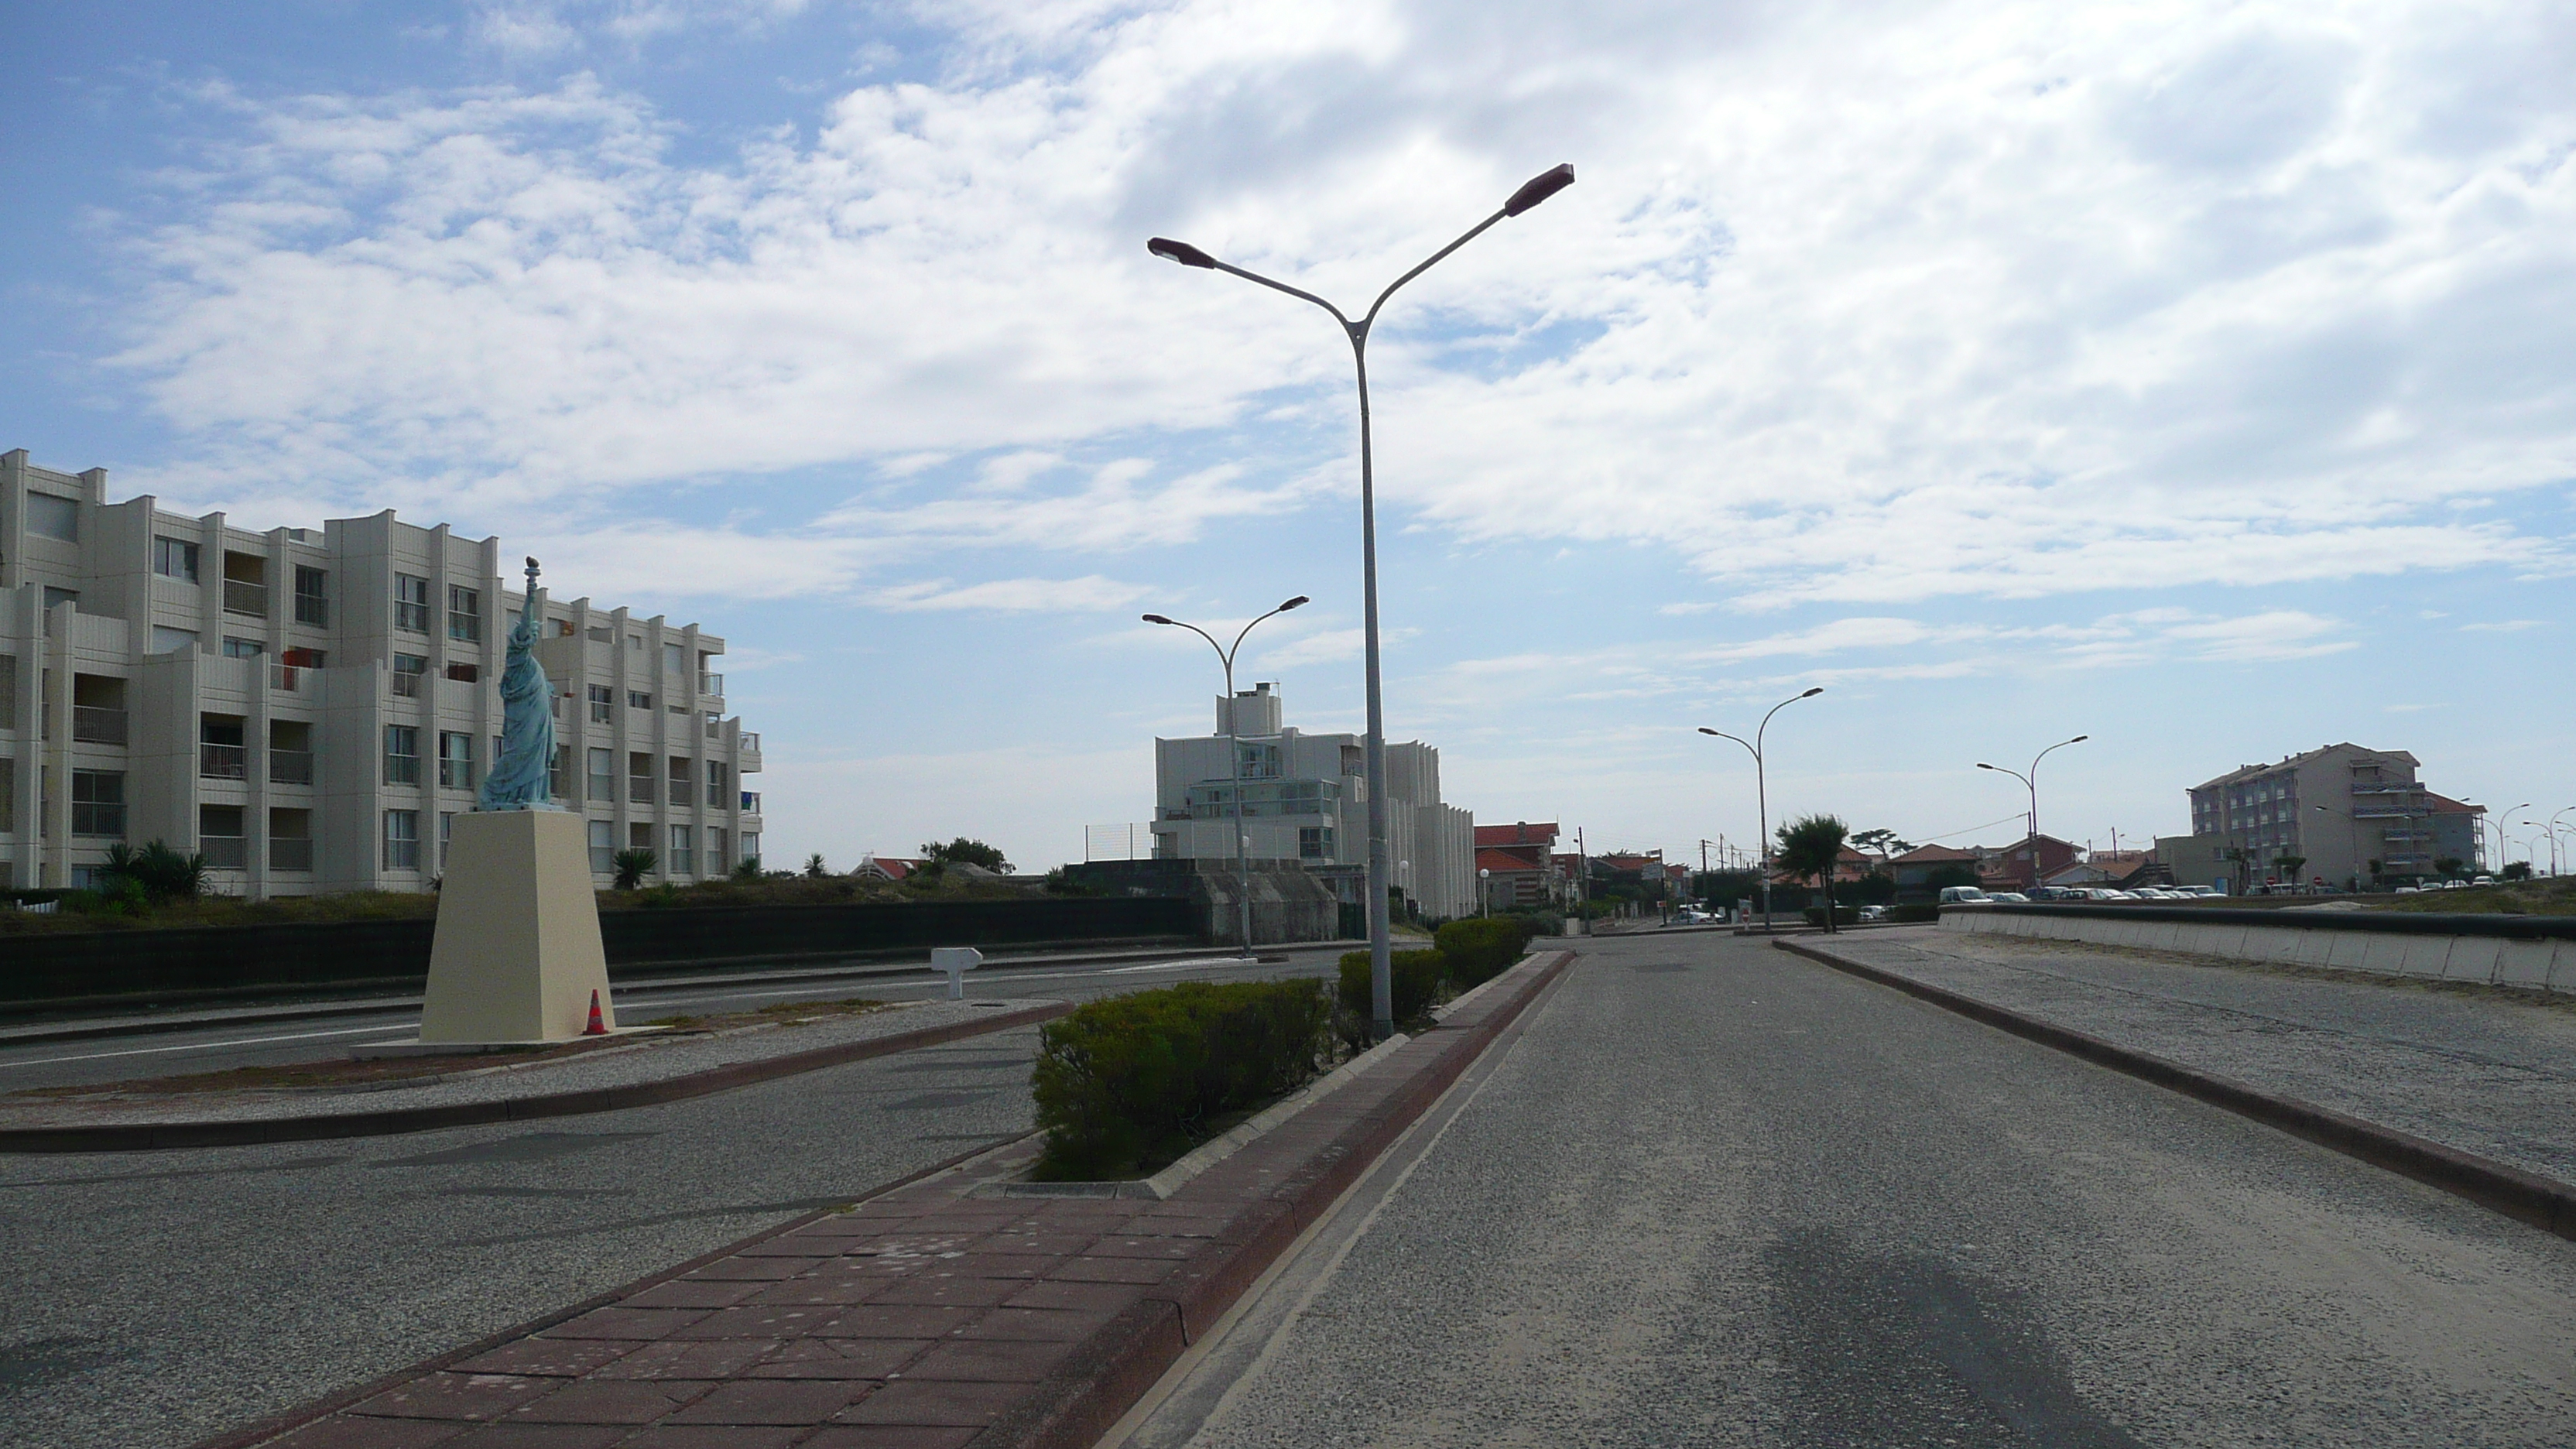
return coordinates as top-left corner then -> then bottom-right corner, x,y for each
2,1023 -> 424,1069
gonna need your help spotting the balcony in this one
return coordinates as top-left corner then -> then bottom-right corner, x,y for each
72,707 -> 128,745
738,731 -> 760,752
698,671 -> 724,697
270,749 -> 314,786
390,670 -> 424,698
704,716 -> 722,739
200,836 -> 248,870
224,580 -> 269,616
629,778 -> 656,805
271,837 -> 313,871
200,743 -> 248,780
739,790 -> 761,814
269,663 -> 307,692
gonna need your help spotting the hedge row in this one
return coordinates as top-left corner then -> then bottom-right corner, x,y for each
1334,916 -> 1549,1026
1030,978 -> 1331,1181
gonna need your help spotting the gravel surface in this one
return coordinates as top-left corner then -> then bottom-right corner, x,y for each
0,1028 -> 1047,1448
1173,933 -> 2576,1448
0,997 -> 1047,1128
1814,927 -> 2576,1185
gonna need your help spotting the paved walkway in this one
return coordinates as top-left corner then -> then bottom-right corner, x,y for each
1807,925 -> 2576,1187
1125,933 -> 2576,1449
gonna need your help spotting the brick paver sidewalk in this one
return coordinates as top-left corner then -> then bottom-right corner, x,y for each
211,952 -> 1574,1449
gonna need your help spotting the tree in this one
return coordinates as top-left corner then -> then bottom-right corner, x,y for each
1850,827 -> 1914,860
1925,864 -> 1979,892
730,857 -> 763,882
1774,814 -> 1850,932
611,849 -> 656,890
922,838 -> 1012,873
2273,855 -> 2307,889
803,852 -> 830,879
2501,861 -> 2534,882
98,840 -> 209,906
2435,856 -> 2467,879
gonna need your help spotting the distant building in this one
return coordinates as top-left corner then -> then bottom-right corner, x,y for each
1979,834 -> 2081,891
1473,820 -> 1567,912
1888,844 -> 1984,898
1150,683 -> 1474,920
2171,744 -> 2478,889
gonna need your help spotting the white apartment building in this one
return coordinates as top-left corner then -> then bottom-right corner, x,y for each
2178,743 -> 2476,887
1150,683 -> 1475,920
1,450 -> 764,896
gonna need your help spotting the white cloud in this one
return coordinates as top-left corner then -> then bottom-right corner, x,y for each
1252,625 -> 1418,669
97,0 -> 2576,611
870,574 -> 1152,611
2460,618 -> 2546,632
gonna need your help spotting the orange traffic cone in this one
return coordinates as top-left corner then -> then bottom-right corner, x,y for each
584,989 -> 608,1036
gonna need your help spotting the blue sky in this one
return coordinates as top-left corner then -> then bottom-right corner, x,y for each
5,0 -> 2574,872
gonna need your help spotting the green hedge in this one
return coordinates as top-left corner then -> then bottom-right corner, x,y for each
1803,906 -> 1860,927
1338,948 -> 1447,1026
1885,903 -> 1939,923
1030,978 -> 1331,1180
1433,918 -> 1535,988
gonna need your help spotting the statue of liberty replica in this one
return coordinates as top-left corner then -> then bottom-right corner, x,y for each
419,558 -> 619,1044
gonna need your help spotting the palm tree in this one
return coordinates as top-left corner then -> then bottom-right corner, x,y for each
611,848 -> 657,891
1774,814 -> 1850,932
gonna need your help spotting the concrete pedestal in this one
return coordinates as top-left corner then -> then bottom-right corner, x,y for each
420,810 -> 615,1043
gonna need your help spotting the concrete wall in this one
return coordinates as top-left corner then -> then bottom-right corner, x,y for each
1941,905 -> 2576,995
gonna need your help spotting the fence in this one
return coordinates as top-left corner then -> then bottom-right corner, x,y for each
1084,823 -> 1156,862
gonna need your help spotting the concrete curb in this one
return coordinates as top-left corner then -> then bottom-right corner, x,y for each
973,949 -> 1576,1449
0,1001 -> 1074,1154
1774,937 -> 2576,1243
183,1129 -> 1043,1449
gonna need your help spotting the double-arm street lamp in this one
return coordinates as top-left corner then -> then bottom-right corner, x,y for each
1697,687 -> 1824,932
1143,598 -> 1310,958
1149,163 -> 1575,1039
1978,736 -> 2088,890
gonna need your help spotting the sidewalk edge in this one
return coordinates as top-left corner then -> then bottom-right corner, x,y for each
1774,937 -> 2576,1242
2,1002 -> 1073,1154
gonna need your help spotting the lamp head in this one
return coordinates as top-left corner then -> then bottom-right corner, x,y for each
1279,595 -> 1310,611
1147,237 -> 1218,269
1142,614 -> 1174,625
1977,762 -> 1998,771
1697,727 -> 1721,736
2070,734 -> 2089,742
1800,687 -> 1824,697
1502,163 -> 1576,217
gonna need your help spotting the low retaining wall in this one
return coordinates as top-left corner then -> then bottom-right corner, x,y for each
1944,903 -> 2576,995
0,897 -> 1203,1009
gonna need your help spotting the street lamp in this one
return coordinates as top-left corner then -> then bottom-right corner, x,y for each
1697,686 -> 1824,932
1149,162 -> 1575,1040
2490,802 -> 2531,875
1976,735 -> 2088,890
1142,597 -> 1310,958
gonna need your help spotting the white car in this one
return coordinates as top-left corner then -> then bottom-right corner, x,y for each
1939,886 -> 1995,906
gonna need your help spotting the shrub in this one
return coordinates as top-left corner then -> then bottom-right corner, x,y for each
1338,948 -> 1447,1026
1434,918 -> 1534,988
1885,903 -> 1939,923
1803,906 -> 1860,927
611,849 -> 656,891
1032,978 -> 1331,1180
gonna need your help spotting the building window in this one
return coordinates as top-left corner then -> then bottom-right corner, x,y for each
587,747 -> 615,803
0,758 -> 13,834
669,756 -> 693,799
444,662 -> 479,683
438,731 -> 475,790
663,642 -> 685,677
588,684 -> 614,722
385,725 -> 421,786
629,822 -> 653,851
294,566 -> 329,625
1300,827 -> 1334,860
588,819 -> 615,875
395,574 -> 432,632
742,832 -> 760,868
269,808 -> 313,871
439,811 -> 456,868
628,690 -> 652,711
707,761 -> 730,809
71,770 -> 125,838
385,810 -> 420,869
710,827 -> 728,873
550,745 -> 570,802
628,752 -> 656,804
200,805 -> 247,870
153,536 -> 200,581
26,492 -> 79,542
1238,742 -> 1282,779
149,626 -> 199,656
670,824 -> 695,875
222,637 -> 264,659
41,585 -> 78,614
447,586 -> 481,642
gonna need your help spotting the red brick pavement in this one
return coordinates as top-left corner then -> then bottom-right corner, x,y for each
214,951 -> 1573,1449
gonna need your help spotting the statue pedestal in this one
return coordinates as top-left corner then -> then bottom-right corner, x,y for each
420,810 -> 614,1044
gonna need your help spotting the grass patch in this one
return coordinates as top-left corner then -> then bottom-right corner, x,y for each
2365,879 -> 2576,916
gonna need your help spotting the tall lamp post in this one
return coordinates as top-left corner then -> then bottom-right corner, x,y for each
1142,597 -> 1310,959
1697,687 -> 1824,932
2543,807 -> 2576,876
2489,802 -> 2531,876
1977,735 -> 2088,890
1149,162 -> 1576,1040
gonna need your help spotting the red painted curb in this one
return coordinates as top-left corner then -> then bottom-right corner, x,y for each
1775,937 -> 2576,1242
3,1002 -> 1073,1154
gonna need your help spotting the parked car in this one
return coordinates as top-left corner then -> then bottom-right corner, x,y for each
1986,892 -> 2030,904
2472,875 -> 2496,887
1858,904 -> 1888,921
1939,886 -> 1995,906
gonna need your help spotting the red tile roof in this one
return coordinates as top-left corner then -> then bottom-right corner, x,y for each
1475,821 -> 1560,848
1477,848 -> 1546,874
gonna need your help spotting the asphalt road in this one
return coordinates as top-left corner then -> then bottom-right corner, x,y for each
0,946 -> 1350,1092
1138,931 -> 2576,1448
0,951 -> 1345,1449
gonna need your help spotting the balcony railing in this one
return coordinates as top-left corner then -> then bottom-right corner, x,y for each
698,671 -> 724,696
269,663 -> 307,692
390,670 -> 424,697
740,790 -> 761,814
739,731 -> 760,752
270,749 -> 314,785
72,706 -> 128,745
271,837 -> 313,871
224,580 -> 269,616
200,836 -> 248,869
200,743 -> 248,779
704,716 -> 722,738
629,778 -> 656,805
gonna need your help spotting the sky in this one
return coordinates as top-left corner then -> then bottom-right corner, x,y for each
5,0 -> 2573,875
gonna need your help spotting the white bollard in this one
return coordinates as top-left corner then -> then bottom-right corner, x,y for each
932,946 -> 984,1000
